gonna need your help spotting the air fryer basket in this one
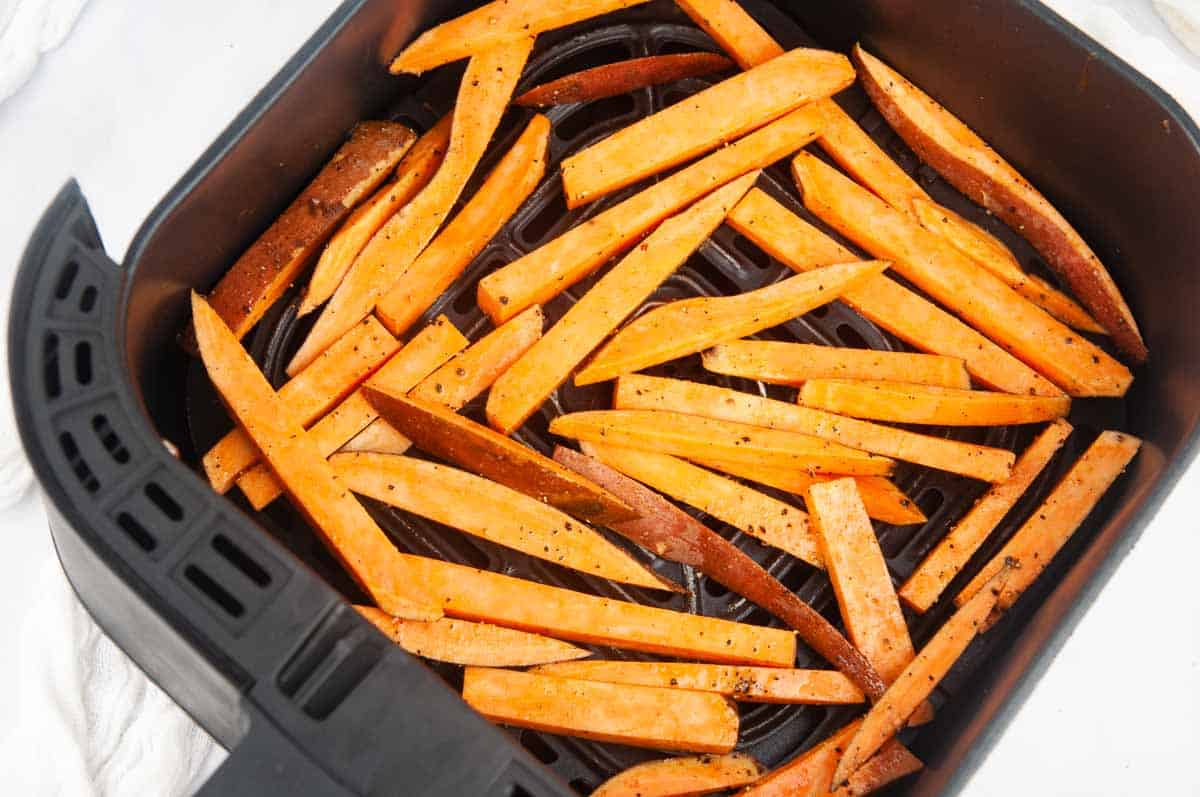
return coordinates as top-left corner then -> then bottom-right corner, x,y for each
11,1 -> 1200,795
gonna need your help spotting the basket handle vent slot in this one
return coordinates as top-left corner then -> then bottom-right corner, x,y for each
145,481 -> 184,522
73,341 -> 92,385
116,512 -> 157,552
59,431 -> 99,493
184,564 -> 245,618
91,414 -> 130,464
212,533 -> 271,587
54,260 -> 79,300
278,605 -> 384,720
79,285 -> 98,314
43,333 -> 61,399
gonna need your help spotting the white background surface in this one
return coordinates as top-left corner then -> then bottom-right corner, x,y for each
0,1 -> 1197,794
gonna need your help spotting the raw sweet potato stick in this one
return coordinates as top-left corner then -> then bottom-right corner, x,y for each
515,52 -> 734,106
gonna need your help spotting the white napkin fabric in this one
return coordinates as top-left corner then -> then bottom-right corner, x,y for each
0,0 -> 88,103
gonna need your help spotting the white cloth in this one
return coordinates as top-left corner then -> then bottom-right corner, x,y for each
0,0 -> 87,103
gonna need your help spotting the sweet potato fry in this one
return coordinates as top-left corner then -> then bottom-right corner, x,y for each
551,409 -> 895,476
593,753 -> 764,797
288,40 -> 531,375
673,0 -> 784,70
236,317 -> 466,508
799,379 -> 1071,426
202,316 -> 398,493
300,115 -> 453,317
332,452 -> 679,591
832,564 -> 1012,788
355,606 -> 589,666
836,740 -> 923,796
486,173 -> 759,434
462,667 -> 738,754
336,419 -> 414,456
533,661 -> 863,705
195,122 -> 414,344
579,440 -> 823,566
900,420 -> 1073,613
853,46 -> 1146,362
727,188 -> 1061,397
515,52 -> 734,106
956,430 -> 1141,615
553,446 -> 887,700
363,388 -> 639,525
739,721 -> 859,797
806,479 -> 914,684
562,48 -> 854,205
190,293 -> 440,619
374,114 -> 550,336
476,104 -> 826,324
389,0 -> 650,74
793,152 -> 1132,397
614,375 -> 1013,482
816,99 -> 928,212
911,199 -> 1105,334
704,340 -> 970,388
575,260 -> 889,385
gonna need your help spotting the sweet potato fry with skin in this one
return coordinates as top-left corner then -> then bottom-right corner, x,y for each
389,0 -> 650,75
911,199 -> 1105,334
333,452 -> 679,591
552,410 -> 894,476
202,316 -> 398,493
728,189 -> 1061,397
575,260 -> 889,385
553,446 -> 887,700
799,379 -> 1071,426
853,46 -> 1146,362
593,753 -> 764,797
236,317 -> 466,508
300,115 -> 453,317
374,115 -> 550,336
956,430 -> 1141,614
533,661 -> 864,705
579,440 -> 823,566
673,0 -> 783,70
486,173 -> 759,435
355,606 -> 589,666
194,122 -> 415,345
704,340 -> 971,388
900,419 -> 1073,613
837,741 -> 923,796
515,52 -> 734,107
364,388 -> 639,525
288,40 -> 532,375
793,152 -> 1132,397
562,48 -> 855,206
462,667 -> 738,754
476,104 -> 826,324
832,564 -> 1012,788
738,720 -> 859,797
190,293 -> 440,620
614,375 -> 1013,483
806,479 -> 914,684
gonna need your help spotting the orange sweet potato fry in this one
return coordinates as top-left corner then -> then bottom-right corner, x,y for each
300,115 -> 453,317
515,52 -> 734,106
289,39 -> 532,375
486,173 -> 759,435
727,188 -> 1061,397
799,379 -> 1071,426
836,740 -> 923,796
832,564 -> 1012,788
579,440 -> 824,566
853,46 -> 1146,362
462,667 -> 739,754
673,0 -> 784,69
332,452 -> 680,591
739,720 -> 859,796
956,430 -> 1141,615
374,114 -> 550,336
476,104 -> 826,324
793,152 -> 1132,397
816,99 -> 928,212
593,753 -> 764,797
900,419 -> 1073,613
190,293 -> 440,620
551,409 -> 895,476
562,48 -> 855,205
202,316 -> 398,493
533,660 -> 864,705
355,606 -> 589,666
703,340 -> 970,388
194,122 -> 414,345
614,374 -> 1013,483
805,479 -> 915,684
236,317 -> 466,508
575,260 -> 889,385
389,0 -> 650,74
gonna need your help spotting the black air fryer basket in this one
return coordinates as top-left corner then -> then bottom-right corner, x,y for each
10,1 -> 1200,794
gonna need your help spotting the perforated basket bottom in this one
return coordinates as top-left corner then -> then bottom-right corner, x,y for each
185,3 -> 1127,793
